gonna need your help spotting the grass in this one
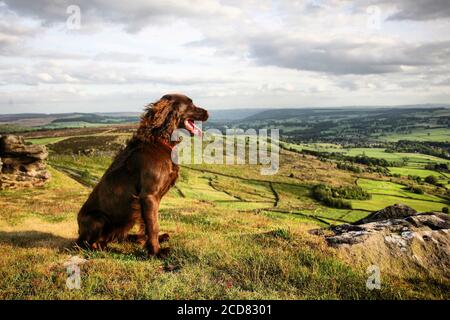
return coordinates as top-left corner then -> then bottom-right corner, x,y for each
1,134 -> 449,299
0,167 -> 88,225
0,166 -> 410,299
26,137 -> 68,145
282,143 -> 450,168
388,167 -> 444,179
48,155 -> 113,181
381,128 -> 450,142
352,179 -> 448,212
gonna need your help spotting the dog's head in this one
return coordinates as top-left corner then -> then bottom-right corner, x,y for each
140,93 -> 209,141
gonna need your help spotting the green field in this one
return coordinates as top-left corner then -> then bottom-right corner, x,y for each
26,137 -> 68,145
381,128 -> 450,142
283,143 -> 449,165
353,179 -> 448,212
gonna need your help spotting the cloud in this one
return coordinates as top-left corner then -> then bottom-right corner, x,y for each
0,61 -> 234,86
192,30 -> 450,75
1,0 -> 241,32
351,0 -> 450,21
248,36 -> 405,75
384,0 -> 450,21
0,7 -> 42,55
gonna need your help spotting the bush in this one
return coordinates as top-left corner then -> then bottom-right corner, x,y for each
407,186 -> 424,194
408,175 -> 422,183
311,184 -> 353,209
424,175 -> 439,185
337,162 -> 363,173
333,185 -> 371,200
443,207 -> 449,214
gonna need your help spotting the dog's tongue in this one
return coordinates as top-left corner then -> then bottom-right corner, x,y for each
184,119 -> 202,136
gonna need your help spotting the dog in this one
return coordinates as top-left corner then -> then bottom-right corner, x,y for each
76,93 -> 208,256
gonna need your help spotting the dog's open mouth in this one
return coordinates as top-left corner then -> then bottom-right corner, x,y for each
184,119 -> 202,136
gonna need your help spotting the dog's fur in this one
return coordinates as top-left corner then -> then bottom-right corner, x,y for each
76,94 -> 208,256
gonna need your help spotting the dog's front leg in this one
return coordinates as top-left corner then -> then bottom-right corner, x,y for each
140,194 -> 161,256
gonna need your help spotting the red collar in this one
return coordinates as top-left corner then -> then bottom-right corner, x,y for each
156,139 -> 175,151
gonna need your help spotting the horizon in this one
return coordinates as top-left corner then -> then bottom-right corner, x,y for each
0,103 -> 450,116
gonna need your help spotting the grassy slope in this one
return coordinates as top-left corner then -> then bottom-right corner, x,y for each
1,137 -> 449,299
0,164 -> 410,300
353,179 -> 447,212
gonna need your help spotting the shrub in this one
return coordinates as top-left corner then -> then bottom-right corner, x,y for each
408,175 -> 422,183
333,185 -> 371,200
407,186 -> 424,194
424,175 -> 439,185
337,162 -> 363,173
311,184 -> 353,209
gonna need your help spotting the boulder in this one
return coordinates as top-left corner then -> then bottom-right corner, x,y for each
0,135 -> 48,160
312,204 -> 450,281
0,134 -> 50,189
354,203 -> 417,224
324,210 -> 449,246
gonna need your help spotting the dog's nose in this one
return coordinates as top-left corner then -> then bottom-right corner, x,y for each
203,110 -> 209,121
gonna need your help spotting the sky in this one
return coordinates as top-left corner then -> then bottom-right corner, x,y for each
0,0 -> 449,113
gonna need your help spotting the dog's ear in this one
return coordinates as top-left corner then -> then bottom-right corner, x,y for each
155,106 -> 180,138
148,98 -> 173,128
139,97 -> 180,140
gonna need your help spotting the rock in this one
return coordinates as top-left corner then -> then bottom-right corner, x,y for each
354,203 -> 417,224
311,205 -> 450,280
0,134 -> 50,189
0,135 -> 48,160
324,210 -> 448,247
405,212 -> 450,230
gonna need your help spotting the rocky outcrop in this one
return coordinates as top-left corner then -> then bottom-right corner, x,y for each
354,203 -> 417,225
324,210 -> 449,247
312,204 -> 450,281
0,135 -> 50,189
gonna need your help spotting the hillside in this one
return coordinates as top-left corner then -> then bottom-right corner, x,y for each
3,106 -> 450,144
1,126 -> 449,299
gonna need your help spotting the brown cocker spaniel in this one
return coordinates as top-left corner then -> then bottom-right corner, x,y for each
76,94 -> 208,256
